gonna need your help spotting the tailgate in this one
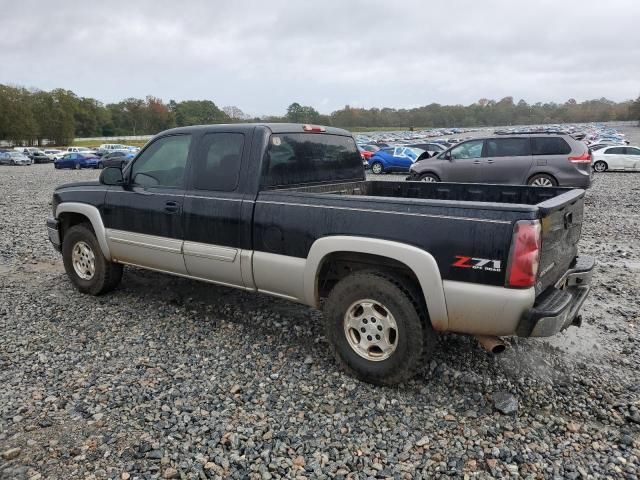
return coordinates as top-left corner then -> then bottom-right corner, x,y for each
535,189 -> 585,294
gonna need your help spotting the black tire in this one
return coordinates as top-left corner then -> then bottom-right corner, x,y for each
527,173 -> 557,187
593,160 -> 607,173
62,224 -> 123,295
74,162 -> 81,170
97,162 -> 103,169
323,271 -> 437,385
419,173 -> 440,183
10,160 -> 15,166
371,161 -> 384,174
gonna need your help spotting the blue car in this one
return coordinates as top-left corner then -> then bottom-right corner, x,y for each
368,146 -> 426,174
54,153 -> 100,170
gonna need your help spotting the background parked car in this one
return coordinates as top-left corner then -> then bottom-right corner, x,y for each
97,143 -> 130,156
28,150 -> 53,163
406,142 -> 446,156
369,146 -> 427,174
0,151 -> 32,165
408,134 -> 592,188
44,149 -> 64,161
54,153 -> 100,169
66,146 -> 97,155
100,150 -> 136,169
592,145 -> 640,172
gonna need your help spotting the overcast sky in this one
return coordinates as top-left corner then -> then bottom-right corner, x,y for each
1,0 -> 638,116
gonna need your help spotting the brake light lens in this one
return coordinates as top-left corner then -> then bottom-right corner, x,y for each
302,124 -> 326,132
568,151 -> 591,162
506,220 -> 541,288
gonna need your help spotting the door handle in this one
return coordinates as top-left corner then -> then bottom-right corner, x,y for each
164,201 -> 181,214
473,160 -> 482,164
486,159 -> 494,164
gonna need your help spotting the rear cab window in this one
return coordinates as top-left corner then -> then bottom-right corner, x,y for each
261,133 -> 363,188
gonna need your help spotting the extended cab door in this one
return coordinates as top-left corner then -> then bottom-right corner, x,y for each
441,139 -> 485,182
181,131 -> 253,288
102,134 -> 191,274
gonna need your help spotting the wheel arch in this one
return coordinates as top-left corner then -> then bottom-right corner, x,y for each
56,202 -> 111,260
304,236 -> 449,331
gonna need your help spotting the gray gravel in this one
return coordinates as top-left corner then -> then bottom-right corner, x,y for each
1,141 -> 639,479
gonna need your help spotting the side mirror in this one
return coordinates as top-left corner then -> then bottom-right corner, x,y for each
444,151 -> 452,160
99,166 -> 124,185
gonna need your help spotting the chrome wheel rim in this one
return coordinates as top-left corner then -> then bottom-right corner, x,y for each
594,162 -> 606,172
421,175 -> 437,182
343,299 -> 398,361
72,241 -> 95,280
531,177 -> 553,187
372,163 -> 382,174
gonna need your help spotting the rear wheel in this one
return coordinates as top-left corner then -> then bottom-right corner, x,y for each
323,271 -> 436,385
97,162 -> 103,169
371,161 -> 384,174
528,173 -> 557,187
419,173 -> 440,182
593,160 -> 607,173
74,162 -> 81,170
62,224 -> 122,295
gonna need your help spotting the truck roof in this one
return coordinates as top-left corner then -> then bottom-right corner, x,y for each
157,123 -> 352,137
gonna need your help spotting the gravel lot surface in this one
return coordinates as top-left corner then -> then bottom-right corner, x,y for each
1,129 -> 639,479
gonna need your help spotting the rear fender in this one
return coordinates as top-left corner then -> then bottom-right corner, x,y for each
304,236 -> 449,331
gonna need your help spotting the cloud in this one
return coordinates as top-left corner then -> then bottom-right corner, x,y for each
0,0 -> 638,116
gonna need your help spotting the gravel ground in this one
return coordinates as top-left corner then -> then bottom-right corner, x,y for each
1,133 -> 639,479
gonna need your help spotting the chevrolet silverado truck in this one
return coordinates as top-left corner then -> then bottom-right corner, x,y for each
46,123 -> 594,385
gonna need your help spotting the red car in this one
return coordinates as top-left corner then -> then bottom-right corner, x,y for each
358,144 -> 379,161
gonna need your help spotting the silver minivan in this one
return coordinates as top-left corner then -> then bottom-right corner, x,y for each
407,134 -> 592,188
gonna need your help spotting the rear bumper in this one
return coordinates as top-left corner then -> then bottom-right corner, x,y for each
46,217 -> 61,251
517,255 -> 595,337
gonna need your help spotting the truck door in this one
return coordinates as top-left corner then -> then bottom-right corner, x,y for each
181,131 -> 252,288
102,134 -> 191,274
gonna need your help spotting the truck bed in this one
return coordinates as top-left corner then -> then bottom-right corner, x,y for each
257,180 -> 585,293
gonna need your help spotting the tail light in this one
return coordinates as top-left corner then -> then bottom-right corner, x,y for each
568,151 -> 591,163
506,220 -> 541,288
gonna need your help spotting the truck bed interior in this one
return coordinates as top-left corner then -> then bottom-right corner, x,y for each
276,180 -> 575,206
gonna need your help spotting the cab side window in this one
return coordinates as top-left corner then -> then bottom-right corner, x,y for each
131,135 -> 191,188
192,133 -> 244,191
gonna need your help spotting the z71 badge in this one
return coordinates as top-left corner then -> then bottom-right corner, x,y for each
452,256 -> 502,272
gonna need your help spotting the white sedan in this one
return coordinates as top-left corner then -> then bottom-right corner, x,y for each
592,145 -> 640,172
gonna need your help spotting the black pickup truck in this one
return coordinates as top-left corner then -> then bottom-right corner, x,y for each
47,123 -> 594,385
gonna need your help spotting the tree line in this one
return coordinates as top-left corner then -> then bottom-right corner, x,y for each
0,83 -> 638,146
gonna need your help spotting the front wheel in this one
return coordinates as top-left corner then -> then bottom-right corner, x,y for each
323,271 -> 436,385
528,173 -> 557,187
593,160 -> 607,173
74,162 -> 81,170
62,224 -> 123,295
371,161 -> 384,174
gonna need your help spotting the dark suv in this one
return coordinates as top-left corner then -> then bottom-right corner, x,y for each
407,134 -> 592,188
